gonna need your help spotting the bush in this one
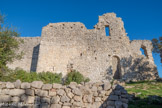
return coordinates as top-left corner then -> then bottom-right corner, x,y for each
0,68 -> 89,84
37,72 -> 62,84
0,68 -> 62,84
64,70 -> 90,85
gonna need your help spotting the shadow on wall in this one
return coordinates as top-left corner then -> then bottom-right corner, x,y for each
30,44 -> 40,72
105,56 -> 159,82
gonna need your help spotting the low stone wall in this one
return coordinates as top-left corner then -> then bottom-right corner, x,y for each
0,80 -> 128,108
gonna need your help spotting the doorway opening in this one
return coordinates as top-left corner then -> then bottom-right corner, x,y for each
112,56 -> 121,79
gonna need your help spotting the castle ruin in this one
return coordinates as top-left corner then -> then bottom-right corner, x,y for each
7,13 -> 159,82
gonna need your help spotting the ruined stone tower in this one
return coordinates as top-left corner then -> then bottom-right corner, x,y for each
7,13 -> 159,82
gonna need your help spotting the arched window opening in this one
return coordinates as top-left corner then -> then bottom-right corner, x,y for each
140,45 -> 149,58
105,26 -> 110,36
112,56 -> 121,79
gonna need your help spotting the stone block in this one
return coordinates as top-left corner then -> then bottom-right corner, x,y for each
0,95 -> 11,102
25,89 -> 35,96
26,96 -> 35,104
121,98 -> 128,103
6,82 -> 14,88
42,84 -> 52,90
115,101 -> 122,108
106,106 -> 115,108
49,89 -> 56,96
68,82 -> 77,89
53,83 -> 62,89
14,80 -> 21,89
40,103 -> 50,108
122,103 -> 128,108
93,91 -> 98,96
95,97 -> 102,102
67,91 -> 74,99
35,89 -> 48,97
9,89 -> 25,96
51,104 -> 61,108
63,102 -> 72,106
73,102 -> 83,107
103,82 -> 111,91
74,96 -> 82,102
11,96 -> 20,102
57,89 -> 65,96
121,89 -> 127,94
62,106 -> 70,108
72,88 -> 82,96
91,86 -> 97,92
1,89 -> 10,95
92,102 -> 101,108
83,94 -> 92,103
0,82 -> 6,89
21,82 -> 31,89
114,90 -> 121,95
61,95 -> 70,103
41,97 -> 51,104
115,85 -> 124,90
98,90 -> 106,96
107,101 -> 115,106
35,96 -> 41,104
31,81 -> 43,88
108,95 -> 118,101
51,96 -> 60,104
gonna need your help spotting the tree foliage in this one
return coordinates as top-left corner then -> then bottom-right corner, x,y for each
152,37 -> 162,63
0,13 -> 23,73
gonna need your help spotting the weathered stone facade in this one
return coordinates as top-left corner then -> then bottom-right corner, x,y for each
0,80 -> 129,108
7,13 -> 159,82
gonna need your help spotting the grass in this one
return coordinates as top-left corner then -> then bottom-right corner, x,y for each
124,80 -> 162,108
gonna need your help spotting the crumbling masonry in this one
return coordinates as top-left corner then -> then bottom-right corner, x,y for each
7,13 -> 159,82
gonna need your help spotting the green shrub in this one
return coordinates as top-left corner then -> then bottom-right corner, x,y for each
64,70 -> 90,84
0,68 -> 62,84
37,72 -> 62,84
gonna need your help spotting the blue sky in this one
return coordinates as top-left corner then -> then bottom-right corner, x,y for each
0,0 -> 161,77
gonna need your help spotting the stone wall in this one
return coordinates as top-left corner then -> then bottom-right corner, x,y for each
7,37 -> 40,72
0,80 -> 128,108
7,12 -> 159,82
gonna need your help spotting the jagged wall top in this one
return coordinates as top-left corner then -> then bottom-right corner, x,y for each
95,13 -> 127,37
41,13 -> 127,40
